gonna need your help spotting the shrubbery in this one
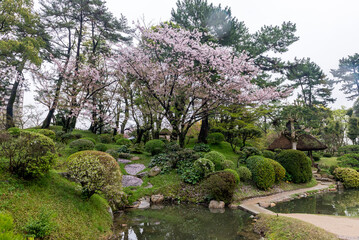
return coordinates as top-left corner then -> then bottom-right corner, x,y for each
105,149 -> 120,159
333,167 -> 359,188
222,160 -> 235,169
338,145 -> 359,155
223,168 -> 240,184
262,150 -> 276,159
204,171 -> 237,203
204,151 -> 226,171
129,143 -> 144,154
237,166 -> 252,182
323,152 -> 332,158
276,150 -> 312,183
266,158 -> 286,183
246,156 -> 275,190
116,138 -> 132,147
193,158 -> 215,178
118,153 -> 132,159
148,153 -> 174,173
338,153 -> 359,170
116,145 -> 129,153
113,134 -> 123,142
67,151 -> 126,209
0,212 -> 25,240
94,143 -> 108,152
69,139 -> 94,152
145,139 -> 165,155
193,143 -> 211,152
25,129 -> 56,140
24,210 -> 56,239
207,132 -> 225,144
80,137 -> 96,144
98,134 -> 113,144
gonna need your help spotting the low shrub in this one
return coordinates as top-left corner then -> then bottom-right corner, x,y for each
338,145 -> 359,155
25,129 -> 56,140
223,168 -> 240,184
247,156 -> 275,190
312,152 -> 321,162
113,134 -> 124,142
323,152 -> 333,158
23,210 -> 56,239
116,145 -> 129,153
203,171 -> 237,203
94,143 -> 108,152
164,142 -> 181,152
237,166 -> 252,182
106,149 -> 120,159
207,132 -> 225,144
67,151 -> 126,209
118,153 -> 132,159
266,158 -> 286,183
99,134 -> 113,144
262,150 -> 276,159
145,139 -> 165,156
80,137 -> 96,144
73,133 -> 82,139
129,143 -> 144,154
338,153 -> 359,170
193,158 -> 215,177
242,146 -> 261,158
329,165 -> 339,175
116,138 -> 132,147
222,160 -> 235,170
175,149 -> 200,174
333,167 -> 359,188
148,153 -> 174,173
69,139 -> 94,152
204,151 -> 226,171
0,212 -> 25,240
193,143 -> 211,153
7,127 -> 21,136
180,167 -> 202,184
276,150 -> 312,184
60,132 -> 76,143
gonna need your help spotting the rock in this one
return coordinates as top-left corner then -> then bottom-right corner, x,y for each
228,203 -> 239,209
329,188 -> 337,192
108,206 -> 114,220
138,197 -> 151,209
125,164 -> 146,175
137,171 -> 148,178
130,201 -> 140,208
148,166 -> 161,177
151,205 -> 164,210
270,203 -> 276,207
209,200 -> 225,209
151,194 -> 164,204
118,159 -> 132,164
259,202 -> 270,208
122,175 -> 143,187
144,183 -> 153,189
131,156 -> 140,161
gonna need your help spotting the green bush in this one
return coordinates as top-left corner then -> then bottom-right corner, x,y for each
247,156 -> 275,190
118,153 -> 132,159
223,168 -> 240,184
80,137 -> 96,144
312,152 -> 321,162
164,142 -> 181,152
69,139 -> 94,152
338,153 -> 359,170
145,139 -> 165,156
193,158 -> 215,177
276,150 -> 312,184
148,153 -> 174,173
0,131 -> 57,179
0,212 -> 25,240
204,151 -> 226,171
105,149 -> 120,159
333,167 -> 359,188
24,210 -> 56,239
94,143 -> 108,152
113,134 -> 124,142
129,143 -> 144,154
237,166 -> 252,182
203,171 -> 237,203
262,150 -> 276,159
242,146 -> 261,158
180,167 -> 202,184
329,165 -> 339,175
193,143 -> 211,152
222,160 -> 235,170
116,145 -> 129,153
338,145 -> 359,155
25,129 -> 56,140
116,138 -> 132,147
207,132 -> 225,144
7,127 -> 20,136
60,132 -> 76,143
266,158 -> 286,183
175,149 -> 200,173
98,134 -> 113,144
323,152 -> 333,158
67,151 -> 126,209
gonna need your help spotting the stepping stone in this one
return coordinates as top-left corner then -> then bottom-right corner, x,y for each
122,175 -> 143,187
144,183 -> 153,189
118,159 -> 132,164
131,156 -> 140,161
125,164 -> 146,175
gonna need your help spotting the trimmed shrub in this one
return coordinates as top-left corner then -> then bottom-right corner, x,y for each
145,139 -> 165,156
80,137 -> 96,144
129,143 -> 144,154
118,153 -> 132,159
262,150 -> 276,159
106,149 -> 120,159
329,165 -> 339,175
222,160 -> 235,170
242,146 -> 261,158
223,168 -> 240,184
312,152 -> 321,162
266,158 -> 286,183
276,150 -> 312,184
193,143 -> 211,153
338,145 -> 359,155
237,166 -> 252,182
0,131 -> 57,179
180,167 -> 202,184
193,158 -> 215,177
164,142 -> 182,152
323,152 -> 332,158
176,149 -> 200,174
67,151 -> 126,209
7,127 -> 20,136
338,153 -> 359,170
94,143 -> 108,152
116,138 -> 132,147
247,155 -> 275,190
333,167 -> 359,188
116,145 -> 129,153
69,139 -> 94,152
25,129 -> 56,140
60,132 -> 76,143
148,153 -> 174,173
207,132 -> 225,144
203,171 -> 237,203
113,134 -> 124,142
204,151 -> 226,171
99,134 -> 113,144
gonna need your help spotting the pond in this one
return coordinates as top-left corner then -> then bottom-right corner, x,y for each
271,190 -> 359,217
112,205 -> 259,240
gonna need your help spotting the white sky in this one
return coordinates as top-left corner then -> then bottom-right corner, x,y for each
27,0 -> 359,110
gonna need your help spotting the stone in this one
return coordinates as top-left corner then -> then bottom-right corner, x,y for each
148,166 -> 161,177
138,197 -> 151,209
137,171 -> 148,178
118,159 -> 132,164
130,201 -> 140,208
122,175 -> 143,187
151,194 -> 164,204
131,156 -> 140,161
270,203 -> 276,207
259,202 -> 270,208
228,203 -> 239,209
151,205 -> 164,210
108,206 -> 114,220
125,164 -> 146,175
209,200 -> 225,209
144,183 -> 153,189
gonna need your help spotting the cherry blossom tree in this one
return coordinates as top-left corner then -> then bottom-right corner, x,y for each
114,24 -> 284,147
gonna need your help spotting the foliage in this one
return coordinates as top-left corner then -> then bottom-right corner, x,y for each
193,143 -> 211,152
347,117 -> 359,144
129,143 -> 144,154
99,134 -> 113,144
175,149 -> 200,173
105,149 -> 120,159
276,150 -> 312,183
116,145 -> 129,153
246,156 -> 275,190
207,132 -> 225,144
262,150 -> 276,159
266,158 -> 286,182
312,152 -> 321,161
164,142 -> 182,152
25,129 -> 56,140
0,212 -> 24,240
145,139 -> 166,156
203,171 -> 237,203
113,134 -> 124,142
116,138 -> 132,147
223,169 -> 240,184
237,166 -> 252,182
329,165 -> 339,175
7,127 -> 21,136
94,143 -> 108,152
80,137 -> 96,144
193,158 -> 215,178
0,131 -> 57,179
333,167 -> 359,189
338,145 -> 359,155
118,153 -> 132,159
23,210 -> 56,239
69,139 -> 94,152
204,151 -> 226,171
222,160 -> 235,170
338,153 -> 359,170
148,153 -> 174,174
67,151 -> 126,209
180,167 -> 202,185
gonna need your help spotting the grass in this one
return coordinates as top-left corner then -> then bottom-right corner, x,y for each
0,162 -> 112,239
318,157 -> 338,167
254,214 -> 339,240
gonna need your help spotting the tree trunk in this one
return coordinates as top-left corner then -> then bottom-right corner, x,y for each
120,97 -> 129,134
5,79 -> 20,129
198,116 -> 209,143
179,132 -> 186,148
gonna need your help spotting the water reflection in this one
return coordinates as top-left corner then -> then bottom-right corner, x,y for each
112,205 -> 259,240
272,190 -> 359,217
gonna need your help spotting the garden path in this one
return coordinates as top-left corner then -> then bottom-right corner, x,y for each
120,160 -> 147,187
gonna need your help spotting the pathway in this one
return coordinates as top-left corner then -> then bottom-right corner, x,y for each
119,159 -> 148,188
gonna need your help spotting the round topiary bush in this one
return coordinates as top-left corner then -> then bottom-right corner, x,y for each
98,134 -> 113,144
266,158 -> 286,183
207,132 -> 225,144
276,150 -> 312,184
262,150 -> 276,159
145,139 -> 165,156
94,143 -> 108,152
69,139 -> 94,152
193,143 -> 211,153
246,156 -> 275,190
222,160 -> 235,170
203,171 -> 237,203
237,166 -> 252,182
113,134 -> 124,142
204,151 -> 226,171
116,138 -> 132,147
223,168 -> 240,184
106,149 -> 120,159
333,167 -> 359,188
193,158 -> 215,177
25,129 -> 56,140
67,150 -> 126,209
80,137 -> 96,144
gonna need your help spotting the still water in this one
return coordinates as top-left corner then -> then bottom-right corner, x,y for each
271,190 -> 359,217
112,205 -> 259,240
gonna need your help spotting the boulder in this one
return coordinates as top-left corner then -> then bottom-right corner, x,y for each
209,200 -> 225,209
138,197 -> 151,209
137,171 -> 148,178
149,166 -> 161,177
228,203 -> 239,209
151,194 -> 164,204
270,202 -> 276,207
259,202 -> 270,208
